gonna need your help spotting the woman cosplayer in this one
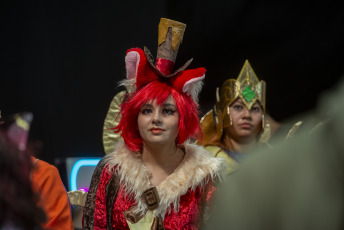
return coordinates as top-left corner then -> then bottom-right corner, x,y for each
82,18 -> 224,230
198,60 -> 270,174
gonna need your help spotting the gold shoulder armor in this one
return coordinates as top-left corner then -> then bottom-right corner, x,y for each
103,90 -> 127,154
285,121 -> 304,140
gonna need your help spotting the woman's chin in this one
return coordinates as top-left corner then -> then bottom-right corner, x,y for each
143,138 -> 174,147
237,132 -> 257,140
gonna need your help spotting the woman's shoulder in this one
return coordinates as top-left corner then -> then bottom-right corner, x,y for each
204,145 -> 222,155
185,143 -> 226,161
103,140 -> 141,172
184,142 -> 220,158
189,144 -> 238,175
183,142 -> 227,178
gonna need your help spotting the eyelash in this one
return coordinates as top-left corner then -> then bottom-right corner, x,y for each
163,109 -> 176,115
140,108 -> 176,115
252,106 -> 260,112
233,105 -> 243,110
141,109 -> 152,115
231,105 -> 260,112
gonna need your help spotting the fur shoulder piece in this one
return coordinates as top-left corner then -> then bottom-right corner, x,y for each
104,141 -> 226,218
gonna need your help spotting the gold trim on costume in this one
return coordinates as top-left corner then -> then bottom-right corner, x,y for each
67,190 -> 88,207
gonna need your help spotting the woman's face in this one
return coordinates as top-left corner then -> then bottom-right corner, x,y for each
225,98 -> 263,140
137,95 -> 179,146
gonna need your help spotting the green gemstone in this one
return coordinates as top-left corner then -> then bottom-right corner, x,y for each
242,86 -> 256,102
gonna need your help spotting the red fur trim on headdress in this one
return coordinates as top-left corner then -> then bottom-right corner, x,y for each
171,68 -> 206,93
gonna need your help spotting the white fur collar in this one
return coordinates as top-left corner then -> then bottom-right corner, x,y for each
104,140 -> 225,218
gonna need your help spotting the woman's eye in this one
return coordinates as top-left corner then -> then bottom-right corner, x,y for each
233,105 -> 242,110
141,109 -> 152,115
251,106 -> 261,112
163,109 -> 176,115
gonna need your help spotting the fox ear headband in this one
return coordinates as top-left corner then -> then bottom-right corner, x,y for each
122,18 -> 206,102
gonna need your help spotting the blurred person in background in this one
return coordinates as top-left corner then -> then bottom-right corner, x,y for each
30,150 -> 74,230
0,111 -> 74,230
0,112 -> 46,229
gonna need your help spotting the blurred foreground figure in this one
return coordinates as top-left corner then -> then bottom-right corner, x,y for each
202,77 -> 344,230
0,112 -> 73,230
0,112 -> 46,229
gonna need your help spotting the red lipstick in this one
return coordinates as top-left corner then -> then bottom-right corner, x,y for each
151,128 -> 163,134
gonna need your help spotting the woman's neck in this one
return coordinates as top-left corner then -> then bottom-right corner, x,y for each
141,142 -> 184,186
222,134 -> 257,153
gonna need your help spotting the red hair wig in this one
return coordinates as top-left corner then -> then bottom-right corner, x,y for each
115,81 -> 201,152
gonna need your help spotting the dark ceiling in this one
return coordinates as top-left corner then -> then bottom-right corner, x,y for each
1,0 -> 343,164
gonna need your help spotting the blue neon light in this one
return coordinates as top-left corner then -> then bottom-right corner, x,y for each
70,158 -> 101,191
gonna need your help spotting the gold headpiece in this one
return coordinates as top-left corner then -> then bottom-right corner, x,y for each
199,60 -> 267,146
217,60 -> 266,128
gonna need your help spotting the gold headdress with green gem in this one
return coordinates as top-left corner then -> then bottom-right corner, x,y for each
199,60 -> 267,146
217,60 -> 266,128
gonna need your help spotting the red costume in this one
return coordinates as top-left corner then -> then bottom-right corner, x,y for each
83,141 -> 222,229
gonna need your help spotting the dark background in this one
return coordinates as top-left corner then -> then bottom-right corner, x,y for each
1,0 -> 344,165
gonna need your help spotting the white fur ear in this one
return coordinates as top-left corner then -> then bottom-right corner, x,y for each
121,51 -> 140,93
125,51 -> 140,80
182,74 -> 205,103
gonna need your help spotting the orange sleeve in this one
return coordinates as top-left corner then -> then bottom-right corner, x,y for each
31,157 -> 74,230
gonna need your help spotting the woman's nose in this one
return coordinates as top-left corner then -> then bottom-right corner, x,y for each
242,108 -> 251,117
152,110 -> 162,125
